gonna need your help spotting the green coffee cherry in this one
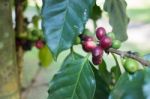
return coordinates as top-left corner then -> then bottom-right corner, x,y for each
121,57 -> 127,66
32,15 -> 40,28
123,58 -> 139,74
39,45 -> 53,68
18,33 -> 28,39
74,36 -> 81,45
107,32 -> 115,40
112,40 -> 121,49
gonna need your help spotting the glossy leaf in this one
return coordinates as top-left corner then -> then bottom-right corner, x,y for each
111,66 -> 121,83
42,0 -> 95,57
104,0 -> 129,41
111,54 -> 121,82
91,64 -> 110,99
109,68 -> 150,99
48,52 -> 96,99
99,59 -> 112,85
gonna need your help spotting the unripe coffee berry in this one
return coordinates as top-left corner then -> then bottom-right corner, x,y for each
96,27 -> 106,40
107,32 -> 115,40
123,58 -> 139,74
112,40 -> 121,49
74,36 -> 81,45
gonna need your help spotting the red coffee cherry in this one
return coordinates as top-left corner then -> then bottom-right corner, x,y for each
92,56 -> 102,65
100,36 -> 112,49
82,40 -> 96,52
81,35 -> 94,41
35,40 -> 45,49
96,27 -> 106,40
92,46 -> 103,58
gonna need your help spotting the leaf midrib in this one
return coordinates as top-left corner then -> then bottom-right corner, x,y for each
57,0 -> 70,54
71,55 -> 89,99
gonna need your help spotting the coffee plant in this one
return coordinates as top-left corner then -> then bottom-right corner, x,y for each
41,0 -> 150,99
1,0 -> 150,99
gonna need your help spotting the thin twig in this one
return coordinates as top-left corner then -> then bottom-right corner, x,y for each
108,48 -> 150,66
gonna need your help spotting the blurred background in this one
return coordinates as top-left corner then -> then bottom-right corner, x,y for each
18,0 -> 150,99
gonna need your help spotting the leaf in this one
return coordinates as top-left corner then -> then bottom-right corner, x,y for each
111,66 -> 121,83
99,59 -> 112,85
109,68 -> 150,99
111,54 -> 121,82
48,52 -> 96,99
104,0 -> 129,41
42,0 -> 95,58
91,64 -> 110,99
90,3 -> 102,21
144,54 -> 150,63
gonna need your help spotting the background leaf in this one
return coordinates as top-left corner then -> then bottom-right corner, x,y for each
90,3 -> 102,21
42,0 -> 95,57
104,0 -> 129,41
48,52 -> 96,99
109,68 -> 150,99
144,54 -> 150,63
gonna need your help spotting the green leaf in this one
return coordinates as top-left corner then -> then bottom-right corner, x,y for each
104,0 -> 129,41
109,68 -> 150,99
91,64 -> 110,99
144,54 -> 150,63
48,52 -> 96,99
99,59 -> 112,85
42,0 -> 95,58
90,3 -> 102,21
111,54 -> 121,82
111,66 -> 121,83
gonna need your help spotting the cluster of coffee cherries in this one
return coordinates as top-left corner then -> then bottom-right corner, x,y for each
15,29 -> 45,51
81,27 -> 121,65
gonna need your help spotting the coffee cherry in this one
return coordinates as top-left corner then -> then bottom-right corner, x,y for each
92,56 -> 102,65
123,58 -> 139,74
80,35 -> 94,41
96,27 -> 106,40
92,46 -> 103,58
74,36 -> 81,45
35,40 -> 45,49
112,40 -> 121,49
39,45 -> 53,67
18,33 -> 28,39
121,58 -> 127,66
100,36 -> 112,49
22,40 -> 32,51
16,38 -> 22,46
82,41 -> 96,52
107,32 -> 115,40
